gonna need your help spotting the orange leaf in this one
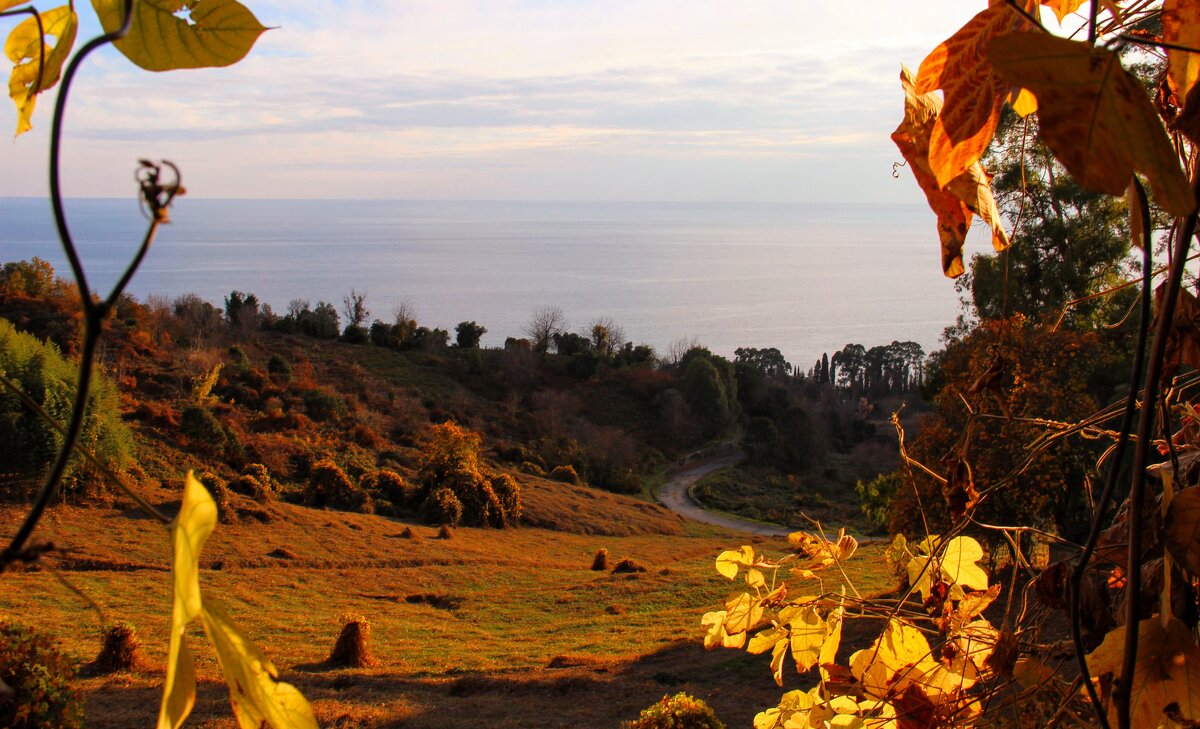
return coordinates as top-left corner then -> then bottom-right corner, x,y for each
1041,0 -> 1086,23
915,3 -> 1034,187
892,67 -> 1010,278
989,33 -> 1196,218
1163,0 -> 1200,103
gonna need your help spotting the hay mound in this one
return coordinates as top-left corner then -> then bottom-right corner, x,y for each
92,622 -> 146,674
591,548 -> 608,571
398,526 -> 422,540
612,558 -> 647,574
436,525 -> 454,540
327,615 -> 378,668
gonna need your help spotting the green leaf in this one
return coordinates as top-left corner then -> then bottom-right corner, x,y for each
6,5 -> 77,135
200,600 -> 319,729
91,0 -> 268,72
157,471 -> 216,729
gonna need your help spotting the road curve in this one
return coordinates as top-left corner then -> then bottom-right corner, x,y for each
656,452 -> 792,538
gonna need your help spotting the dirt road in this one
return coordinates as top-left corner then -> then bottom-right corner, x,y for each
655,452 -> 792,538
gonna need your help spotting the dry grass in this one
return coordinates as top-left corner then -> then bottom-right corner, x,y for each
0,482 -> 896,728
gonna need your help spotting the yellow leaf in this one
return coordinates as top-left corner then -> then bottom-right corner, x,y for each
849,620 -> 936,700
6,5 -> 77,135
1087,617 -> 1200,729
941,537 -> 989,596
819,603 -> 843,684
701,610 -> 729,650
746,568 -> 767,590
716,545 -> 755,580
788,606 -> 826,673
892,66 -> 1009,278
748,625 -> 789,655
1163,0 -> 1200,102
989,33 -> 1196,218
725,591 -> 764,635
954,619 -> 999,672
200,600 -> 319,729
91,0 -> 267,72
157,471 -> 217,729
770,638 -> 789,687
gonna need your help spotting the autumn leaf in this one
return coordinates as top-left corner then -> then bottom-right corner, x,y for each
1163,0 -> 1200,103
940,537 -> 989,598
989,33 -> 1196,218
6,5 -> 78,135
1160,286 -> 1200,376
1087,617 -> 1200,728
914,2 -> 1034,186
724,591 -> 764,635
850,620 -> 937,700
788,606 -> 826,673
1165,486 -> 1200,576
200,600 -> 318,729
716,545 -> 755,580
1041,0 -> 1086,22
158,472 -> 215,729
91,0 -> 267,72
892,66 -> 1009,278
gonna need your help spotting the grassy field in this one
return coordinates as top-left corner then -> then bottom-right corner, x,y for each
0,479 -> 895,728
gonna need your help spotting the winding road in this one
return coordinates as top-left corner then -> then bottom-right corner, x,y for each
655,451 -> 792,537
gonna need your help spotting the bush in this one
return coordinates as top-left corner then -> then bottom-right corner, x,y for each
362,469 -> 411,507
303,458 -> 373,513
414,422 -> 520,527
181,406 -> 227,449
548,465 -> 580,485
421,486 -> 463,525
0,621 -> 84,729
623,692 -> 724,729
195,471 -> 238,524
303,389 -> 346,422
267,353 -> 292,380
341,324 -> 369,344
0,318 -> 134,497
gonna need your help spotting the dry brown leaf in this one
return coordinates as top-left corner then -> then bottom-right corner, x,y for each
892,66 -> 1010,278
989,33 -> 1196,218
1163,0 -> 1200,102
1160,285 -> 1200,376
1165,486 -> 1200,576
1087,617 -> 1200,728
915,3 -> 1035,187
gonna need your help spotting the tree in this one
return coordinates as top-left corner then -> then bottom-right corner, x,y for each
223,290 -> 259,334
454,321 -> 486,349
588,317 -> 626,358
524,305 -> 566,355
734,347 -> 791,380
303,301 -> 340,339
342,289 -> 369,329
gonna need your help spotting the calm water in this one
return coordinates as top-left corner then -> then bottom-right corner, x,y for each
0,198 -> 981,368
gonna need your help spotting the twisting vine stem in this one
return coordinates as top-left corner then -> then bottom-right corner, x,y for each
1068,179 -> 1152,729
0,0 -> 172,572
1115,168 -> 1200,729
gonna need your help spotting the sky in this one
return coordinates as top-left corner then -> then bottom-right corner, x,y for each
0,1 -> 1003,202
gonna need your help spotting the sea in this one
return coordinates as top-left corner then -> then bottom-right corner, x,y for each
0,197 -> 989,369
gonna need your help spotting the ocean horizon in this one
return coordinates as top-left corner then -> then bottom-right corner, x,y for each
0,197 -> 987,369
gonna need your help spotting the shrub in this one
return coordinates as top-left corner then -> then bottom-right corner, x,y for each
195,471 -> 238,524
548,465 -> 580,485
421,486 -> 463,526
304,458 -> 373,513
0,318 -> 134,497
303,389 -> 346,422
623,692 -> 724,729
363,469 -> 411,507
0,621 -> 84,729
267,353 -> 292,380
227,344 -> 250,370
181,405 -> 227,449
414,422 -> 520,527
340,324 -> 369,345
490,474 -> 523,524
